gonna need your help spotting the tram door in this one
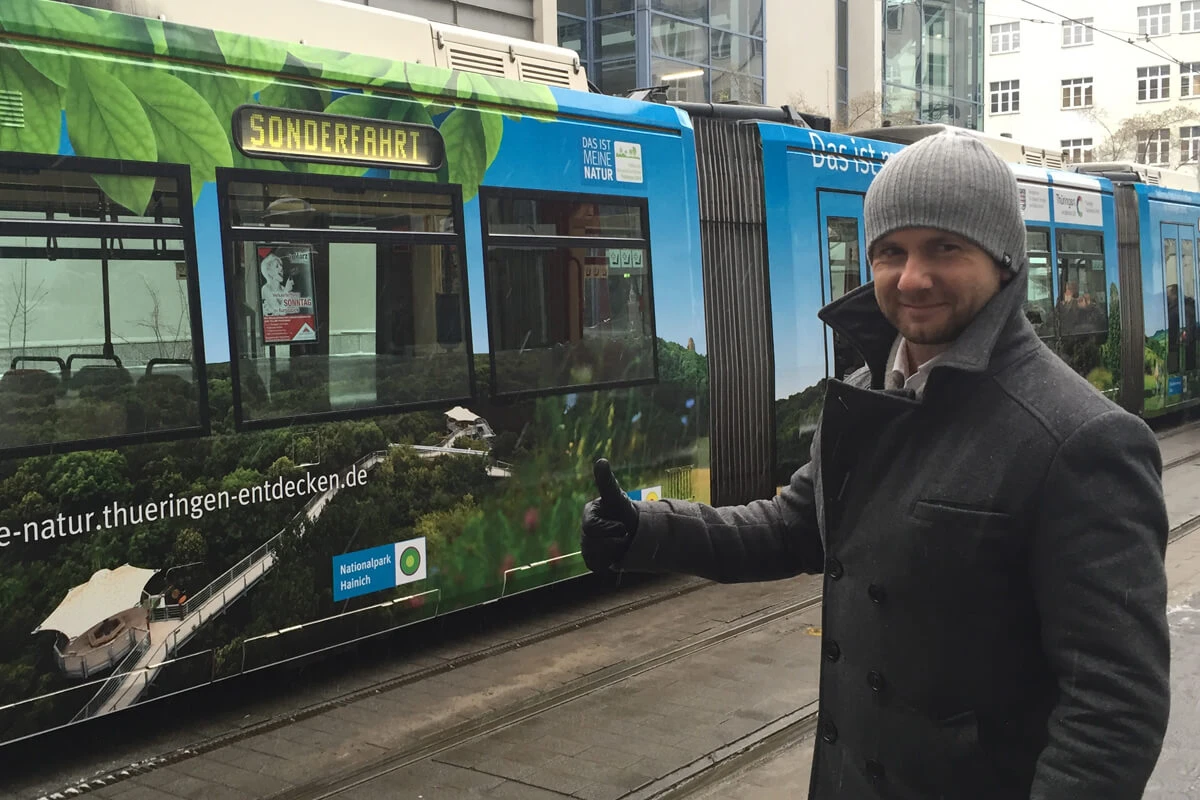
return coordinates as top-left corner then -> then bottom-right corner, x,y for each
1163,223 -> 1198,405
818,191 -> 869,381
1161,221 -> 1200,402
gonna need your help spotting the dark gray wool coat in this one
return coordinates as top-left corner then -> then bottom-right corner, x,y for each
617,269 -> 1171,799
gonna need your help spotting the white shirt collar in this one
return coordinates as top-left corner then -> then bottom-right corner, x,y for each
886,336 -> 939,397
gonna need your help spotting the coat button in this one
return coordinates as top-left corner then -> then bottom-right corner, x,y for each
824,640 -> 841,662
827,558 -> 844,580
868,584 -> 887,604
821,720 -> 839,744
867,671 -> 886,692
866,759 -> 885,782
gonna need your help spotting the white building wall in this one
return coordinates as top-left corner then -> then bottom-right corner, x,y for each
983,0 -> 1200,180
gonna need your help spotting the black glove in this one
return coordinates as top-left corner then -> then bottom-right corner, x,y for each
580,458 -> 640,573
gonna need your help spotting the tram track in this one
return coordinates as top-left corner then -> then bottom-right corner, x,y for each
266,593 -> 825,800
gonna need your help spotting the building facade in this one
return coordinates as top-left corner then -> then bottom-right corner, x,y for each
982,0 -> 1200,178
556,0 -> 766,103
882,0 -> 985,129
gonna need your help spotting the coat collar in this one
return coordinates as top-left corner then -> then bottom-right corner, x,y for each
816,268 -> 1034,392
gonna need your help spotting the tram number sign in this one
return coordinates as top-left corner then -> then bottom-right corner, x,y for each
233,105 -> 445,170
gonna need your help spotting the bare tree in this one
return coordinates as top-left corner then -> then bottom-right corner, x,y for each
788,90 -> 917,133
3,263 -> 50,356
1073,104 -> 1197,165
126,277 -> 191,362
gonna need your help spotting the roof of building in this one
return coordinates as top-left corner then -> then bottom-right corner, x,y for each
445,406 -> 480,423
33,564 -> 158,640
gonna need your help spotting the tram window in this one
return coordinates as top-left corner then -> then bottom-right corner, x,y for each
485,195 -> 643,239
827,217 -> 864,380
0,163 -> 201,455
223,177 -> 469,426
827,217 -> 861,301
1055,230 -> 1108,338
1183,238 -> 1197,371
1025,228 -> 1053,338
224,181 -> 455,234
482,191 -> 655,397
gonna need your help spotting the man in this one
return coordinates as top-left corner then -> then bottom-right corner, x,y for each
580,130 -> 1171,799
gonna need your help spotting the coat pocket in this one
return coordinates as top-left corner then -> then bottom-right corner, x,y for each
906,500 -> 1025,576
910,500 -> 1014,533
882,709 -> 994,798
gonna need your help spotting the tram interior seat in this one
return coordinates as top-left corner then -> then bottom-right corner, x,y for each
0,357 -> 67,440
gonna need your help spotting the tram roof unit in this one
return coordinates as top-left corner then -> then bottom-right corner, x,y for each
849,123 -> 1065,171
53,0 -> 589,92
1067,161 -> 1200,193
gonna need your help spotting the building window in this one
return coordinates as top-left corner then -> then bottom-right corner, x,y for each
481,191 -> 655,398
1139,4 -> 1172,36
1138,65 -> 1172,101
1062,77 -> 1094,108
1061,138 -> 1095,163
1182,126 -> 1200,163
1185,0 -> 1199,32
990,80 -> 1020,114
1183,62 -> 1200,97
572,0 -> 764,103
1062,17 -> 1094,46
221,174 -> 471,429
1137,128 -> 1171,165
559,2 -> 640,96
991,21 -> 1020,53
0,158 -> 205,456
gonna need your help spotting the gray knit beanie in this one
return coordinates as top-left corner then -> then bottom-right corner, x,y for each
864,129 -> 1027,274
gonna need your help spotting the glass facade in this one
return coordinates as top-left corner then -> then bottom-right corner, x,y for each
558,0 -> 765,103
883,0 -> 983,129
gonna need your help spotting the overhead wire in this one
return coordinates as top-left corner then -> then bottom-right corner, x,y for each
1017,0 -> 1186,64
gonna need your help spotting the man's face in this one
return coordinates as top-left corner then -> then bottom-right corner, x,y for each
870,228 -> 1010,349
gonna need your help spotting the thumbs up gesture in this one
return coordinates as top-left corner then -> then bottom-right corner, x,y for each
580,458 -> 640,573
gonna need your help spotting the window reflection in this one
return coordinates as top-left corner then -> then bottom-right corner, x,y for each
482,191 -> 655,397
225,178 -> 469,425
828,216 -> 864,380
1056,230 -> 1108,338
1025,228 -> 1053,338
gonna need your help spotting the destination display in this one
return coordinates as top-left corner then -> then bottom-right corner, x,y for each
233,105 -> 445,169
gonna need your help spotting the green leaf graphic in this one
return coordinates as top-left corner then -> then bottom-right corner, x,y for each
17,46 -> 69,90
0,0 -> 93,42
499,80 -> 557,120
454,72 -> 502,104
144,18 -> 169,56
439,108 -> 488,202
0,48 -> 60,155
65,59 -> 157,214
214,32 -> 287,93
389,98 -> 436,127
481,110 -> 503,171
215,32 -> 288,73
388,100 -> 443,184
403,63 -> 455,96
327,53 -> 395,85
259,82 -> 329,113
176,69 -> 255,136
323,93 -> 391,120
119,66 -> 233,204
